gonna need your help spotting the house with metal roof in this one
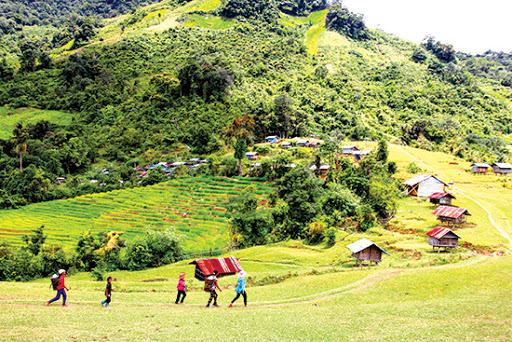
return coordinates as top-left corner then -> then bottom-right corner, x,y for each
297,139 -> 309,147
432,206 -> 471,225
266,136 -> 279,143
471,163 -> 491,174
427,227 -> 461,252
319,165 -> 331,175
428,192 -> 455,206
281,142 -> 292,149
189,256 -> 243,281
341,145 -> 360,155
402,174 -> 448,197
492,163 -> 512,175
346,238 -> 390,266
246,152 -> 259,160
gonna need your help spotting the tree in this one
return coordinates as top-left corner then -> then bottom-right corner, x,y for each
234,138 -> 248,176
21,226 -> 46,256
325,4 -> 369,40
375,140 -> 389,162
11,123 -> 28,172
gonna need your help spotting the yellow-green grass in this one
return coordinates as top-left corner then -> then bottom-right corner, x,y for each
0,107 -> 75,140
143,9 -> 169,21
180,0 -> 222,13
0,177 -> 271,253
183,14 -> 235,30
1,253 -> 510,341
279,10 -> 328,55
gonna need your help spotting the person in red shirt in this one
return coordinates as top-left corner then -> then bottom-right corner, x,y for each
47,269 -> 69,307
206,270 -> 222,307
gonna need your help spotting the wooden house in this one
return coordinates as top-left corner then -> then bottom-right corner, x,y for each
402,175 -> 448,197
246,152 -> 259,160
471,163 -> 491,174
266,136 -> 279,144
346,238 -> 390,266
427,226 -> 461,252
428,192 -> 455,206
297,139 -> 309,147
341,145 -> 360,156
307,141 -> 321,148
319,165 -> 331,175
189,256 -> 242,281
432,206 -> 471,225
281,142 -> 292,149
492,163 -> 512,175
352,150 -> 372,161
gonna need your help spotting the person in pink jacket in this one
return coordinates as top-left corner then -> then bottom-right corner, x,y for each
175,272 -> 186,304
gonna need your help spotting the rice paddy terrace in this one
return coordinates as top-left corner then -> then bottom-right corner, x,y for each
0,176 -> 271,252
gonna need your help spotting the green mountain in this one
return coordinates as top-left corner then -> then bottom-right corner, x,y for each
0,0 -> 511,208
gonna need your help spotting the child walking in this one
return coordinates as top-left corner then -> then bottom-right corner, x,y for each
47,269 -> 69,307
175,272 -> 186,304
101,277 -> 113,308
206,270 -> 222,307
229,270 -> 248,308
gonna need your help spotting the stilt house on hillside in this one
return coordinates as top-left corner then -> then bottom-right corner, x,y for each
427,226 -> 461,252
402,175 -> 448,197
471,163 -> 491,174
492,163 -> 512,175
189,256 -> 242,281
432,206 -> 471,225
346,238 -> 390,267
428,192 -> 455,206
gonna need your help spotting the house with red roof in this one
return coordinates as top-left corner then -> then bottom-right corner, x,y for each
428,192 -> 456,206
427,227 -> 461,252
432,206 -> 471,225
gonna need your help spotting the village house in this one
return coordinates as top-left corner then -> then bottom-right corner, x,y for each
432,206 -> 471,225
266,136 -> 279,144
492,162 -> 512,175
428,192 -> 456,206
246,152 -> 259,160
341,145 -> 359,156
307,141 -> 321,148
319,165 -> 330,175
346,238 -> 390,267
281,142 -> 292,149
471,163 -> 491,174
352,150 -> 372,161
297,139 -> 309,147
402,174 -> 448,197
427,226 -> 461,252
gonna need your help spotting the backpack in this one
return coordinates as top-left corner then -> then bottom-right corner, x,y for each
203,276 -> 215,292
50,274 -> 59,290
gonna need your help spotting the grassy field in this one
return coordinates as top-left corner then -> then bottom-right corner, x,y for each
0,107 -> 75,140
0,177 -> 271,253
183,14 -> 234,30
1,252 -> 510,341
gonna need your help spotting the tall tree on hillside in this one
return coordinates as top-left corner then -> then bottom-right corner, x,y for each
234,138 -> 247,176
375,140 -> 388,162
223,114 -> 255,142
11,123 -> 29,172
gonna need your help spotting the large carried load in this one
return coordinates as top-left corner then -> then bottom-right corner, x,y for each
189,256 -> 243,289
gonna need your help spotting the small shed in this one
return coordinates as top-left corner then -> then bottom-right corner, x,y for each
319,165 -> 331,175
281,142 -> 292,149
346,238 -> 390,266
428,192 -> 456,206
352,150 -> 372,161
432,206 -> 471,225
307,141 -> 321,148
246,152 -> 259,160
471,163 -> 491,174
189,256 -> 242,281
341,145 -> 360,156
297,139 -> 309,147
492,163 -> 512,175
427,226 -> 461,252
266,136 -> 279,144
402,174 -> 448,197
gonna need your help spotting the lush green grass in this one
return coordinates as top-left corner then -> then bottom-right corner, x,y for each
279,9 -> 328,55
0,107 -> 75,139
0,253 -> 510,341
0,177 -> 271,253
183,14 -> 234,30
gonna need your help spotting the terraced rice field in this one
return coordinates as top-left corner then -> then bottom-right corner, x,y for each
0,177 -> 271,253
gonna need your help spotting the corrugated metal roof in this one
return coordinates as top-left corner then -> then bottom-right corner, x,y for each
190,256 -> 242,281
427,226 -> 461,239
342,145 -> 358,149
402,174 -> 448,187
493,163 -> 512,169
428,192 -> 456,199
346,238 -> 390,256
352,150 -> 372,155
432,206 -> 471,218
319,165 -> 331,170
471,163 -> 491,168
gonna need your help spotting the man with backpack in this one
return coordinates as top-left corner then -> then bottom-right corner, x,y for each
47,269 -> 69,307
205,270 -> 222,307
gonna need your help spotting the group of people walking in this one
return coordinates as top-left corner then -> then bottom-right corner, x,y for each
46,268 -> 248,308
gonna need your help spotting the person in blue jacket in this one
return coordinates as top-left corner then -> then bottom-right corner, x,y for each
228,270 -> 247,307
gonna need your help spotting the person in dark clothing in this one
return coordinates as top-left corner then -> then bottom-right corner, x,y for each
206,270 -> 222,307
47,269 -> 69,307
101,277 -> 113,308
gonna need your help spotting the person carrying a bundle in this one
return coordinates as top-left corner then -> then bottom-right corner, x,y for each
47,269 -> 69,307
205,270 -> 221,307
229,270 -> 248,308
101,277 -> 113,308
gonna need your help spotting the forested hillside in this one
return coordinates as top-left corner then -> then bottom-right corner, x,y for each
0,0 -> 512,209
